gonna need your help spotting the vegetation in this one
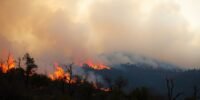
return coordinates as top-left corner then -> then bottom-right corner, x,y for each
0,53 -> 199,100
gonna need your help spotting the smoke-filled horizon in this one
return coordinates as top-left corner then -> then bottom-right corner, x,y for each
0,0 -> 200,71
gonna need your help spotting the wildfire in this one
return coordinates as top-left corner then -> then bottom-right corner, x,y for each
49,63 -> 76,84
49,63 -> 65,80
0,53 -> 16,73
92,82 -> 111,92
80,60 -> 111,70
49,60 -> 111,91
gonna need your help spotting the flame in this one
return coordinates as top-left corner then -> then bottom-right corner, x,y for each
49,60 -> 111,91
49,63 -> 77,84
80,60 -> 111,70
49,63 -> 65,80
0,53 -> 15,73
92,82 -> 111,92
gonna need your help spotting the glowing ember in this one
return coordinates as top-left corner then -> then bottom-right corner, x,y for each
100,88 -> 111,92
0,53 -> 16,73
92,82 -> 111,92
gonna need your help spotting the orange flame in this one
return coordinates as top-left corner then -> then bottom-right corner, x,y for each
49,60 -> 111,91
80,60 -> 110,70
49,63 -> 65,80
0,53 -> 15,73
49,63 -> 76,84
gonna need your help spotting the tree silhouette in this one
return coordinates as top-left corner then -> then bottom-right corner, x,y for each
23,53 -> 38,87
65,63 -> 74,96
104,76 -> 113,90
17,57 -> 22,68
65,63 -> 73,83
192,85 -> 199,100
114,76 -> 127,91
6,53 -> 12,70
166,78 -> 183,100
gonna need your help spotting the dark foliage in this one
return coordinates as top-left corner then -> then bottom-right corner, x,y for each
0,53 -> 199,100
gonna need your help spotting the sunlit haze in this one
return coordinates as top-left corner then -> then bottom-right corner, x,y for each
0,0 -> 200,72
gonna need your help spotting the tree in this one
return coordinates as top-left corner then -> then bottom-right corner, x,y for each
23,53 -> 38,87
109,76 -> 128,100
6,53 -> 14,70
23,53 -> 38,76
130,87 -> 151,100
65,63 -> 74,95
65,63 -> 73,84
104,76 -> 113,90
17,57 -> 22,68
114,76 -> 127,91
166,78 -> 183,100
192,85 -> 199,100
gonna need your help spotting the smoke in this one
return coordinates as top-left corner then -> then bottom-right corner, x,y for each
88,0 -> 200,68
0,0 -> 200,72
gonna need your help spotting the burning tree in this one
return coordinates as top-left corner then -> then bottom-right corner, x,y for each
49,63 -> 75,84
0,53 -> 15,73
84,60 -> 111,70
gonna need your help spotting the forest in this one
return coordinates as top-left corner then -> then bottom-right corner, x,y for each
0,53 -> 199,100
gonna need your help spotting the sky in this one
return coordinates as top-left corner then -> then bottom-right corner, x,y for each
0,0 -> 200,71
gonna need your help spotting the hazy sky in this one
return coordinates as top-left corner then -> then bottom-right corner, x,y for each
0,0 -> 200,70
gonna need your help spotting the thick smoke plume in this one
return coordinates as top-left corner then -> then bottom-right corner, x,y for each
0,0 -> 200,72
